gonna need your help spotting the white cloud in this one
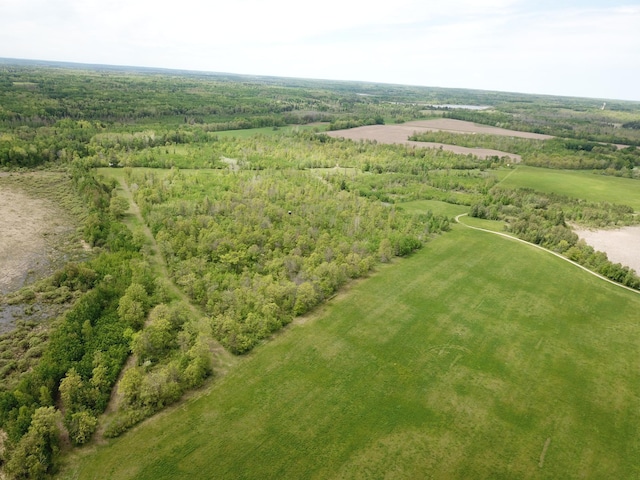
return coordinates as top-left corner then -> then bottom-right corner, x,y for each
1,0 -> 639,100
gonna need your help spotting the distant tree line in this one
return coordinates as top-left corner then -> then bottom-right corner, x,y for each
443,110 -> 640,146
410,131 -> 640,172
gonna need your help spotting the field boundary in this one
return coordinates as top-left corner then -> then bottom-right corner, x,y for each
455,214 -> 640,295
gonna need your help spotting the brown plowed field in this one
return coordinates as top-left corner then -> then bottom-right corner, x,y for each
325,118 -> 553,161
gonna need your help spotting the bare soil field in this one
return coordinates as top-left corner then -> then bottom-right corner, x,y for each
325,118 -> 553,161
0,182 -> 75,294
405,119 -> 553,139
574,226 -> 640,274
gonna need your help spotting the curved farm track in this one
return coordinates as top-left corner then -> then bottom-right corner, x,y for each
455,214 -> 640,296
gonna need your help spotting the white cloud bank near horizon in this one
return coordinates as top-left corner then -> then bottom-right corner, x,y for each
1,0 -> 639,101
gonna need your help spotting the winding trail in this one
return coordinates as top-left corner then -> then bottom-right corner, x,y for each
98,176 -> 236,435
117,177 -> 192,307
455,214 -> 640,295
115,176 -> 235,368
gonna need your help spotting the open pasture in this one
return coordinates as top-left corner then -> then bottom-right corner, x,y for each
64,224 -> 640,479
496,166 -> 640,211
212,124 -> 327,138
398,199 -> 469,218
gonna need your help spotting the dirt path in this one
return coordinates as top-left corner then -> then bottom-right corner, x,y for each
117,178 -> 173,295
455,214 -> 640,295
100,178 -> 236,423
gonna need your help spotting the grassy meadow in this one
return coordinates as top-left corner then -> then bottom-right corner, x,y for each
397,199 -> 469,218
62,222 -> 640,479
212,124 -> 328,138
496,166 -> 640,210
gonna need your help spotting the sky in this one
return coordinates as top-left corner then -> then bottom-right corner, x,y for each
1,0 -> 639,101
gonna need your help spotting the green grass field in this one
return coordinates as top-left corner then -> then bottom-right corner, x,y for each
61,223 -> 640,479
398,199 -> 469,218
212,124 -> 327,139
496,166 -> 640,210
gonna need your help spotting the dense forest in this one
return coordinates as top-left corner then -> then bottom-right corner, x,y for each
1,60 -> 640,478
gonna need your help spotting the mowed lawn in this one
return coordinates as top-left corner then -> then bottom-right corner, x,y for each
63,225 -> 640,479
496,166 -> 640,210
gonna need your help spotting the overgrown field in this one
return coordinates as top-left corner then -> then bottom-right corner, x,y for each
62,222 -> 640,479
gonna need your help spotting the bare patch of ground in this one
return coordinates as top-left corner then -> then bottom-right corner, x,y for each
0,178 -> 84,332
0,186 -> 66,293
573,225 -> 640,274
404,119 -> 553,139
325,118 -> 553,161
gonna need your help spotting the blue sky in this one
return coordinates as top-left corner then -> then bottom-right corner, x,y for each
1,0 -> 639,101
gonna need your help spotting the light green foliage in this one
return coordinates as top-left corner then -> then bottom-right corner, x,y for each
59,368 -> 84,413
182,336 -> 213,388
293,281 -> 319,316
138,363 -> 183,409
4,406 -> 62,479
117,283 -> 150,329
118,308 -> 208,415
118,367 -> 143,407
67,411 -> 98,445
131,317 -> 173,364
377,238 -> 393,263
131,166 -> 445,353
109,195 -> 129,218
119,363 -> 184,411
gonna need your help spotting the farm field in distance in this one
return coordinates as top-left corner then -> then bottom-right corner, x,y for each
325,118 -> 551,161
1,60 -> 640,479
495,166 -> 640,210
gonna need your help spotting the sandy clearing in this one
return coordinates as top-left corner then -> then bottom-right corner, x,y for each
0,185 -> 70,293
573,226 -> 640,274
324,119 -> 552,160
